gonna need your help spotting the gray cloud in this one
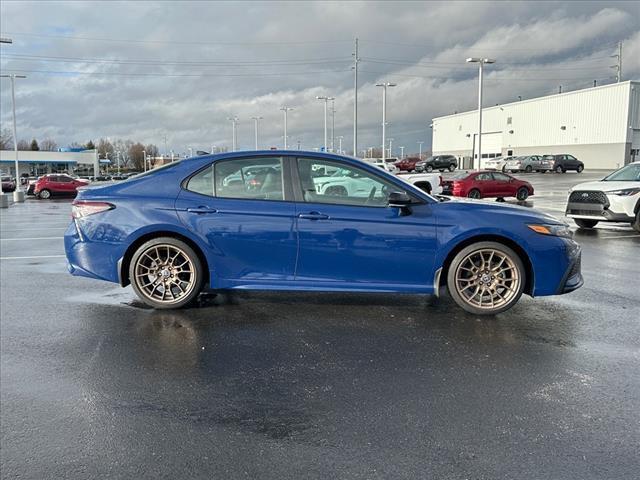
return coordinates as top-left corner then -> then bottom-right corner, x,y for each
1,1 -> 638,156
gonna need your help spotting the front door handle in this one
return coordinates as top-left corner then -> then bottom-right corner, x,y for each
187,206 -> 218,214
298,212 -> 329,220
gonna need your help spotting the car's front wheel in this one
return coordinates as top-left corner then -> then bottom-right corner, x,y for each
447,241 -> 525,315
574,218 -> 598,229
577,165 -> 584,173
38,189 -> 51,199
632,211 -> 640,233
516,187 -> 529,201
129,237 -> 205,309
448,164 -> 456,172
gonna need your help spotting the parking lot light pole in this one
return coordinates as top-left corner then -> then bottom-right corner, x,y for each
388,138 -> 394,158
337,136 -> 344,155
280,107 -> 293,149
227,117 -> 238,151
417,141 -> 424,159
399,146 -> 405,158
250,116 -> 263,150
1,73 -> 27,203
0,38 -> 12,207
466,57 -> 495,170
375,82 -> 396,161
116,150 -> 121,174
143,149 -> 147,172
316,96 -> 333,152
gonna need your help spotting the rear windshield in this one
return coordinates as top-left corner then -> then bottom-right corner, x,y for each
126,159 -> 185,180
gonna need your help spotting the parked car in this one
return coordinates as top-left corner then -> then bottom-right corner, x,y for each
442,170 -> 534,201
543,154 -> 584,173
483,156 -> 512,172
26,177 -> 39,195
65,151 -> 582,315
566,161 -> 640,231
415,155 -> 457,173
363,158 -> 400,174
504,155 -> 554,173
394,157 -> 422,172
34,174 -> 90,199
397,171 -> 443,195
1,176 -> 16,193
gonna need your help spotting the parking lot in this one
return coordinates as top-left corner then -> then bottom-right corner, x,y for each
1,171 -> 639,479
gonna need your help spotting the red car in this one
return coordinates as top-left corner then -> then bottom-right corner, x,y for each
394,157 -> 421,172
34,174 -> 89,199
1,175 -> 16,193
442,171 -> 534,201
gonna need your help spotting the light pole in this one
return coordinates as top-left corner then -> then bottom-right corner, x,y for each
188,147 -> 193,158
399,146 -> 405,158
330,98 -> 335,152
0,37 -> 13,207
316,96 -> 333,152
1,73 -> 27,202
466,57 -> 495,170
280,107 -> 293,149
417,141 -> 424,159
388,138 -> 394,158
116,150 -> 121,174
143,149 -> 146,172
375,82 -> 396,161
250,116 -> 263,150
228,116 -> 238,151
337,136 -> 344,155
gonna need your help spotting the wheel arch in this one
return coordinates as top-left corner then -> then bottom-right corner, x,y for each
438,234 -> 534,296
119,230 -> 210,288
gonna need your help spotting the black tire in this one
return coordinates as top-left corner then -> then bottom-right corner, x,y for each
516,187 -> 529,201
467,189 -> 481,199
425,165 -> 433,173
129,237 -> 205,309
446,241 -> 525,315
525,165 -> 533,173
38,189 -> 51,199
448,164 -> 456,172
574,218 -> 598,229
632,210 -> 640,233
577,165 -> 584,173
555,165 -> 565,173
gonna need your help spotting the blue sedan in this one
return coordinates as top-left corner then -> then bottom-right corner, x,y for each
64,151 -> 583,315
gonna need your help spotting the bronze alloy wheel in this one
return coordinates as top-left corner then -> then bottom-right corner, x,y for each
130,237 -> 204,308
447,241 -> 525,314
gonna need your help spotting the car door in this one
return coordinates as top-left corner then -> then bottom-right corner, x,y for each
566,155 -> 579,169
292,157 -> 437,290
474,172 -> 495,196
57,175 -> 75,193
491,172 -> 515,197
175,155 -> 298,286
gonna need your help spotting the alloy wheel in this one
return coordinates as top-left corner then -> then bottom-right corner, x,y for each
453,248 -> 521,310
133,244 -> 197,305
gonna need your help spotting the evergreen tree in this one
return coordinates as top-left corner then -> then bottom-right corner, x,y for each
30,139 -> 40,151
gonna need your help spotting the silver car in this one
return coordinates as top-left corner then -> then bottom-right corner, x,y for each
505,155 -> 553,173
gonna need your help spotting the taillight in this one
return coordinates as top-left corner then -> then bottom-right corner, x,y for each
71,200 -> 114,219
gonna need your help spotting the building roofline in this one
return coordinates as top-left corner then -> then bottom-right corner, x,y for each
432,80 -> 639,121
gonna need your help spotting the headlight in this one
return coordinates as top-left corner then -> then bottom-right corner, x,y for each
528,224 -> 573,239
606,188 -> 640,196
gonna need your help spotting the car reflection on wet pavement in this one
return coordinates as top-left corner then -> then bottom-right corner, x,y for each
1,172 -> 639,479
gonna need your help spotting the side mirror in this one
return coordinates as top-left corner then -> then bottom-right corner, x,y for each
388,191 -> 412,208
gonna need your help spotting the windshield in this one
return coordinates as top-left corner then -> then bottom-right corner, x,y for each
602,163 -> 640,181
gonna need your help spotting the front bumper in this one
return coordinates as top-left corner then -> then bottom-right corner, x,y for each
557,241 -> 583,294
565,190 -> 636,222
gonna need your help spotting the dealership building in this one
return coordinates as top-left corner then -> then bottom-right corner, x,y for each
0,148 -> 101,177
431,80 -> 640,170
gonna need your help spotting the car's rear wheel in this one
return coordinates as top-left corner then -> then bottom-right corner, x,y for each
130,237 -> 204,309
516,187 -> 529,201
467,189 -> 481,199
448,164 -> 456,172
574,218 -> 598,229
447,242 -> 525,315
632,211 -> 640,233
577,165 -> 584,173
555,165 -> 565,173
38,189 -> 51,199
525,165 -> 532,173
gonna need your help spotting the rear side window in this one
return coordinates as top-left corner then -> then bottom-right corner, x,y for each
186,165 -> 214,196
214,157 -> 284,201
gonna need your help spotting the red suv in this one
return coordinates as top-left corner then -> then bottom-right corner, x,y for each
35,174 -> 89,199
394,157 -> 422,172
443,171 -> 534,201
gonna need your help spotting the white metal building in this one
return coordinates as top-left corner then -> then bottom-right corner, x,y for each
0,149 -> 100,177
431,80 -> 640,170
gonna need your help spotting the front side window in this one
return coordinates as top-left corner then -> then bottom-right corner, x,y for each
214,157 -> 284,201
297,158 -> 404,207
492,172 -> 511,182
475,173 -> 492,181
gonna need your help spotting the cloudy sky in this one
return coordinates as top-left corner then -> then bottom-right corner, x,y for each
1,0 -> 639,156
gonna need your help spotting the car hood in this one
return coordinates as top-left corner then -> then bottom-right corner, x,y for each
439,196 -> 564,224
570,180 -> 640,192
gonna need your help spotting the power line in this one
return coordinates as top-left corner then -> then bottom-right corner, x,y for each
359,69 -> 610,82
359,38 -> 620,52
362,57 -> 610,71
0,68 -> 353,78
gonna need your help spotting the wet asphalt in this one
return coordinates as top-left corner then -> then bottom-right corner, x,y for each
1,171 -> 639,480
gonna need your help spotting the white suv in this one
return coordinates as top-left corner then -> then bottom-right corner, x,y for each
566,162 -> 640,231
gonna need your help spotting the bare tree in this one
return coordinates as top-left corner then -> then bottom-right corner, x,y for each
39,138 -> 58,151
0,128 -> 13,150
17,139 -> 30,151
145,144 -> 159,159
113,139 -> 134,167
97,138 -> 114,160
128,142 -> 145,171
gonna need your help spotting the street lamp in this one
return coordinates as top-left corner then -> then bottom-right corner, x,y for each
227,116 -> 239,151
143,149 -> 146,172
417,141 -> 424,159
0,73 -> 27,203
388,138 -> 394,158
250,116 -> 263,150
116,150 -> 121,174
375,82 -> 396,161
316,96 -> 334,152
280,107 -> 293,149
466,57 -> 495,170
399,146 -> 405,158
330,98 -> 336,152
188,147 -> 193,158
336,136 -> 344,155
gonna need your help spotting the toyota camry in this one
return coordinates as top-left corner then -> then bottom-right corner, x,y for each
64,151 -> 583,315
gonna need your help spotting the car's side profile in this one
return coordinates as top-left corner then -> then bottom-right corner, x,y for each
543,154 -> 584,173
415,155 -> 458,173
65,151 -> 582,315
35,174 -> 89,199
442,170 -> 534,201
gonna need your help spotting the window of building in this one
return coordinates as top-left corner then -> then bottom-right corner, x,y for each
507,117 -> 512,125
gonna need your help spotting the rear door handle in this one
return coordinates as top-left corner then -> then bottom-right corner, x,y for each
298,212 -> 329,220
186,206 -> 218,214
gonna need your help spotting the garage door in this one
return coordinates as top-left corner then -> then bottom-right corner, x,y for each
474,132 -> 502,168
